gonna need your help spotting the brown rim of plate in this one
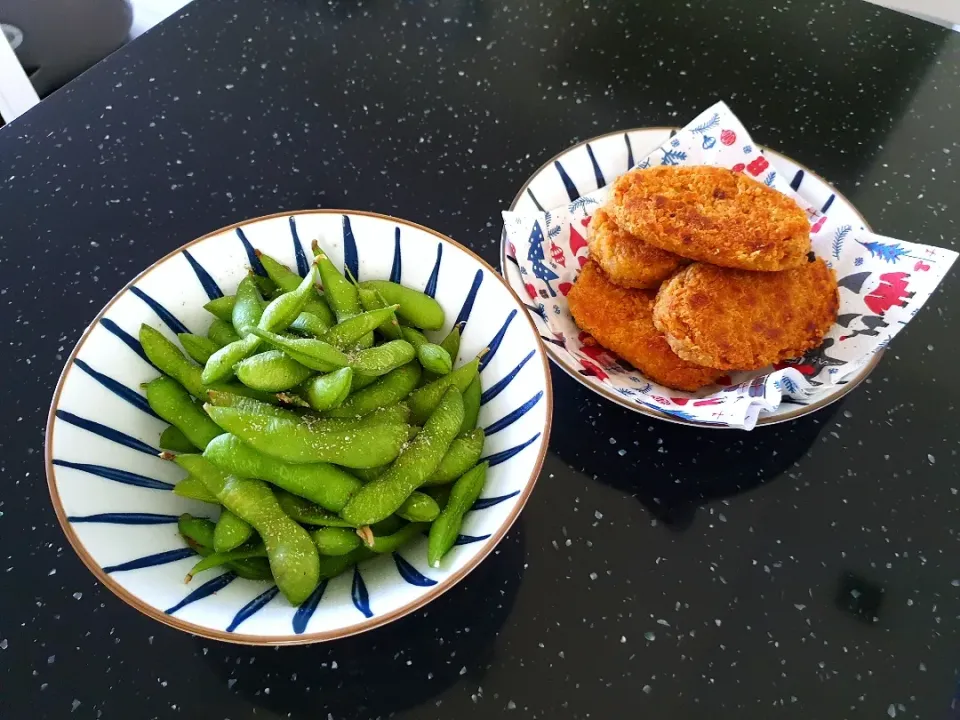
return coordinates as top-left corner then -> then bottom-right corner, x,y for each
499,126 -> 883,429
45,209 -> 554,645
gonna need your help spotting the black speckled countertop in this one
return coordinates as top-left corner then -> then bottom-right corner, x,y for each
1,0 -> 958,717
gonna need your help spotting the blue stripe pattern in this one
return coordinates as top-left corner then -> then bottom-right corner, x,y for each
481,350 -> 534,405
103,547 -> 194,574
821,194 -> 836,213
481,433 -> 541,467
55,411 -> 158,456
424,243 -> 442,298
53,459 -> 173,490
351,567 -> 372,618
390,228 -> 402,283
484,391 -> 543,436
625,133 -> 635,169
292,579 -> 329,634
73,359 -> 157,418
586,143 -> 605,188
393,553 -> 437,586
526,188 -> 545,211
166,572 -> 236,615
472,490 -> 521,511
790,169 -> 805,191
479,310 -> 516,372
227,585 -> 280,632
68,513 -> 180,525
454,533 -> 491,546
342,215 -> 360,281
130,287 -> 189,335
554,160 -> 580,202
454,270 -> 483,329
289,217 -> 310,276
100,319 -> 150,364
236,228 -> 267,276
183,250 -> 223,300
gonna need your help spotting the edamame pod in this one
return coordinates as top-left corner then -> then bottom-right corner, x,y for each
159,425 -> 199,453
204,295 -> 236,323
145,376 -> 222,449
178,514 -> 273,581
200,334 -> 261,385
440,324 -> 462,360
173,474 -> 218,503
288,311 -> 331,337
459,375 -> 482,434
358,280 -> 445,330
313,248 -> 362,320
204,405 -> 410,467
140,325 -> 207,398
360,522 -> 428,553
205,390 -> 304,421
323,306 -> 399,350
186,543 -> 268,581
341,387 -> 464,525
349,372 -> 379,393
400,327 -> 452,375
204,433 -> 362,511
310,527 -> 362,556
274,489 -> 357,526
207,319 -> 241,347
395,494 -> 441,523
428,462 -> 488,567
232,276 -> 265,336
234,350 -> 314,392
350,465 -> 386,483
178,333 -> 220,365
301,367 -> 353,412
258,266 -> 319,333
250,274 -> 279,299
251,328 -> 348,372
325,362 -> 421,418
349,339 -> 416,376
176,455 -> 320,605
358,287 -> 402,340
407,358 -> 479,425
257,251 -> 336,327
316,548 -> 374,581
422,428 -> 485,486
214,509 -> 255,553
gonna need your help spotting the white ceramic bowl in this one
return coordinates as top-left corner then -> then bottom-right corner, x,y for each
501,127 -> 879,428
46,210 -> 552,645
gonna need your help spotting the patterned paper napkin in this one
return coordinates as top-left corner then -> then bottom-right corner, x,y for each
502,101 -> 957,429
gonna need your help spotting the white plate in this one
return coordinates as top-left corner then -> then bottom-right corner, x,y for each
46,210 -> 552,644
500,128 -> 879,427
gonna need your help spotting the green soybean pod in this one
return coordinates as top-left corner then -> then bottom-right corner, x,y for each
315,548 -> 374,581
178,514 -> 272,581
423,485 -> 452,511
350,465 -> 386,483
395,494 -> 440,523
257,251 -> 337,327
207,319 -> 241,347
234,350 -> 314,392
350,372 -> 379,393
176,455 -> 320,605
139,324 -> 206,398
313,248 -> 362,320
440,324 -> 462,361
301,367 -> 353,412
350,340 -> 416,377
325,362 -> 422,418
159,425 -> 199,453
340,387 -> 464,525
459,375 -> 482,434
274,489 -> 358,526
407,358 -> 479,425
428,462 -> 488,567
185,543 -> 268,581
214,509 -> 255,553
232,276 -> 265,336
178,333 -> 221,365
360,522 -> 428,553
322,306 -> 399,350
200,334 -> 261,385
422,428 -> 485,486
358,280 -> 445,330
258,266 -> 319,333
250,273 -> 279,299
311,527 -> 362,556
417,344 -> 452,376
358,287 -> 402,340
173,474 -> 218,503
205,390 -> 304,421
145,376 -> 222,449
288,311 -> 331,337
204,296 -> 236,323
203,405 -> 409,468
204,433 -> 362,511
251,328 -> 348,372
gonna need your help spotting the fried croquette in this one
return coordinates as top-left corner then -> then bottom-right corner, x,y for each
567,260 -> 726,391
586,206 -> 690,289
652,258 -> 839,371
610,165 -> 811,271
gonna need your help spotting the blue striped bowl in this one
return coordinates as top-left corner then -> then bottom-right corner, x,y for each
46,210 -> 552,644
